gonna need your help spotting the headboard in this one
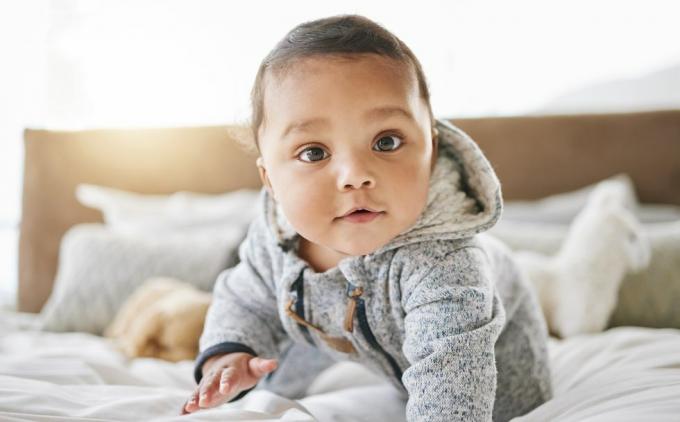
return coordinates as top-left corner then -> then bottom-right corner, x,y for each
19,126 -> 261,313
18,110 -> 680,312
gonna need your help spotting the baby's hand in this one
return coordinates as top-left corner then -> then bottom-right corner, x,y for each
181,352 -> 278,414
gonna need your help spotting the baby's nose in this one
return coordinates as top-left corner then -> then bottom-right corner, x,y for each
343,178 -> 374,190
336,160 -> 376,191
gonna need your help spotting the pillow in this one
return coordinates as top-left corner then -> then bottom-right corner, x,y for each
609,220 -> 680,329
39,185 -> 261,334
39,223 -> 243,334
490,174 -> 680,329
76,184 -> 260,234
500,173 -> 638,224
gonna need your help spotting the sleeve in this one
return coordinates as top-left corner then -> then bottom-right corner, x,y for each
193,231 -> 288,389
400,246 -> 506,422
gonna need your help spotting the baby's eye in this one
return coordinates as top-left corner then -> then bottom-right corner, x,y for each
297,146 -> 329,163
373,135 -> 403,152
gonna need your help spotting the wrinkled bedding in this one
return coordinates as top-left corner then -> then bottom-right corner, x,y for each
1,311 -> 679,421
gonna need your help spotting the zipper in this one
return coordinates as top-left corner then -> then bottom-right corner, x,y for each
289,271 -> 315,346
345,283 -> 404,385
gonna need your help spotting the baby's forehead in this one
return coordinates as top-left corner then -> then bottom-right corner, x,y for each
267,53 -> 417,94
257,54 -> 431,144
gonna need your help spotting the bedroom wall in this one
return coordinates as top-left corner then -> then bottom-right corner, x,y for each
0,0 -> 49,310
1,0 -> 680,309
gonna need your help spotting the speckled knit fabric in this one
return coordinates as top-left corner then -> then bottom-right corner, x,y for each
196,120 -> 552,421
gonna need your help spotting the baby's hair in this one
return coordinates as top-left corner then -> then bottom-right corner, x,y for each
248,14 -> 434,152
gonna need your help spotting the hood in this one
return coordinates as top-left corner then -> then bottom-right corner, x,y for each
263,119 -> 503,254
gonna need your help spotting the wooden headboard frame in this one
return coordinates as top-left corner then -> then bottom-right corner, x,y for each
18,110 -> 680,312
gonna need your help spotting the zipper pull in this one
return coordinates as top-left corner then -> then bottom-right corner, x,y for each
344,286 -> 364,333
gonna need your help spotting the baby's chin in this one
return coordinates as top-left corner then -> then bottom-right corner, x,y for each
327,236 -> 393,257
299,223 -> 414,258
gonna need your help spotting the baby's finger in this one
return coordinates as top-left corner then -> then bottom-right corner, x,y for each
248,357 -> 278,378
198,369 -> 222,408
183,389 -> 200,414
218,367 -> 238,396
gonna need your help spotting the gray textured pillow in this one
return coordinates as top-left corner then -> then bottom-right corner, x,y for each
608,221 -> 680,329
490,176 -> 680,329
39,223 -> 245,334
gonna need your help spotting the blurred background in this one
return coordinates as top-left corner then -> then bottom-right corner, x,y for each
2,0 -> 680,308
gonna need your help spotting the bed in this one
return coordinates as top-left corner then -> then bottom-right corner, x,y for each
3,110 -> 680,421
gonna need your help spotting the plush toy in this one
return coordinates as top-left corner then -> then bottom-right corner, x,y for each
514,181 -> 651,338
104,277 -> 212,362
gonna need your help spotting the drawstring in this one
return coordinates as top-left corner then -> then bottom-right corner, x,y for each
285,298 -> 322,332
286,286 -> 363,334
285,297 -> 357,354
344,286 -> 364,332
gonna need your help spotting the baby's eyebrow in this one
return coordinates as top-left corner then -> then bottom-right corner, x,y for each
281,106 -> 414,140
282,118 -> 329,139
364,106 -> 414,122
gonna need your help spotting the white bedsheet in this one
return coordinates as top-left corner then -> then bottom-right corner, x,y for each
517,327 -> 680,422
1,311 -> 679,421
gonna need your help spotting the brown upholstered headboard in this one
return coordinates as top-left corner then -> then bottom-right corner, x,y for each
18,110 -> 680,312
452,110 -> 680,204
19,126 -> 261,313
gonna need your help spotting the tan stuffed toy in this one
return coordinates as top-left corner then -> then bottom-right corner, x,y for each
104,277 -> 212,362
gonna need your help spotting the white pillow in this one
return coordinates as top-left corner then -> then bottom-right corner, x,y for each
499,173 -> 680,225
76,184 -> 260,234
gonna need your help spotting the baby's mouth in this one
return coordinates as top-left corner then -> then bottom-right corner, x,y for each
337,208 -> 385,223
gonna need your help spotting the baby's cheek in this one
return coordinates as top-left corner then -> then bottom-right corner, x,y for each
393,174 -> 429,223
280,193 -> 330,236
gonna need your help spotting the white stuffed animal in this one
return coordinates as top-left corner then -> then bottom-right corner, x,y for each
514,181 -> 651,338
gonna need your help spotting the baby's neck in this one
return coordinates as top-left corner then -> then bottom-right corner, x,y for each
298,237 -> 348,273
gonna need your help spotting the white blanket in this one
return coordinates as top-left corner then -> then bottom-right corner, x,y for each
1,312 -> 679,421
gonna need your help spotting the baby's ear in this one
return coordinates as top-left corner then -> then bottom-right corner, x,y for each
256,157 -> 276,200
430,127 -> 439,170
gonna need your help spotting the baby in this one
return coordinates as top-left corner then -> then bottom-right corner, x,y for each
182,14 -> 552,421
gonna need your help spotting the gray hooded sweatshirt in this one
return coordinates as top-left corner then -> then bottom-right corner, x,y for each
195,120 -> 552,422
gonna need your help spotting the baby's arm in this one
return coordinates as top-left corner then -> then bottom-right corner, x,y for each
182,352 -> 278,414
184,223 -> 288,413
400,245 -> 505,422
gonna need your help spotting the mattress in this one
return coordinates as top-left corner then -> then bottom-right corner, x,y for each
1,311 -> 679,421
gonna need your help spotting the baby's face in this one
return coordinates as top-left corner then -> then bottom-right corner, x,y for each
257,54 -> 435,258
